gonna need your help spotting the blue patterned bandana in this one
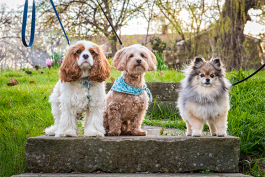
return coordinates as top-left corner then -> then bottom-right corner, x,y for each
111,76 -> 152,102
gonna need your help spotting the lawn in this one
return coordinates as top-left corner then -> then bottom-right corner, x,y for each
0,67 -> 265,176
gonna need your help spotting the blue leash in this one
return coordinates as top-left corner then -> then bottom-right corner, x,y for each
22,0 -> 70,47
49,0 -> 70,45
21,0 -> 35,47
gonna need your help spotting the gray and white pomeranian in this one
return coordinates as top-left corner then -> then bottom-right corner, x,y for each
177,57 -> 232,137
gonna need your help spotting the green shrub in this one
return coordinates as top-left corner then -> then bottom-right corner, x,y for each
154,52 -> 168,71
150,37 -> 167,54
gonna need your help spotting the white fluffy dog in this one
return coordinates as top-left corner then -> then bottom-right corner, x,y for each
45,40 -> 111,137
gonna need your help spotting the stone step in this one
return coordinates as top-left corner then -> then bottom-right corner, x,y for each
106,82 -> 180,101
12,173 -> 251,177
25,135 -> 240,173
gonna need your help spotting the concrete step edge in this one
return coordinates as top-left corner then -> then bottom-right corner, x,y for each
12,173 -> 252,177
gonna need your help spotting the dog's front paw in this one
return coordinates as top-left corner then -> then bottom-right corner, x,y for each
121,130 -> 133,135
132,130 -> 147,136
186,132 -> 192,136
55,129 -> 76,137
107,130 -> 121,136
211,132 -> 217,136
217,131 -> 227,137
45,126 -> 57,136
217,133 -> 226,137
84,130 -> 104,137
192,133 -> 201,137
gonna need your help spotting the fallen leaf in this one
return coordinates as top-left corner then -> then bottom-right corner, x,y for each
10,100 -> 12,107
7,77 -> 19,86
40,71 -> 43,74
43,96 -> 46,100
110,77 -> 115,83
29,81 -> 35,84
25,71 -> 32,75
7,83 -> 15,86
159,71 -> 164,76
159,127 -> 166,135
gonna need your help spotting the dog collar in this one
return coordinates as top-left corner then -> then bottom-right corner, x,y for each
81,77 -> 91,89
111,76 -> 152,102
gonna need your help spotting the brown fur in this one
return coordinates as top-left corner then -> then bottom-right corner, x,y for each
59,43 -> 84,82
103,44 -> 157,136
59,42 -> 110,83
89,45 -> 111,83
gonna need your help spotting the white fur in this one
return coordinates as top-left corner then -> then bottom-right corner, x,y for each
76,41 -> 94,67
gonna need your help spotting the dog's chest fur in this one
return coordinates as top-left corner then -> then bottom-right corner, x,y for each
58,80 -> 104,113
186,95 -> 229,120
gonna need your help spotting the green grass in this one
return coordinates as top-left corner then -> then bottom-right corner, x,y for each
0,68 -> 58,176
0,67 -> 265,176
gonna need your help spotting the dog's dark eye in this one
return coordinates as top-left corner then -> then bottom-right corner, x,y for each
76,50 -> 81,54
210,74 -> 214,78
130,54 -> 134,58
141,54 -> 144,57
90,50 -> 95,54
200,74 -> 205,77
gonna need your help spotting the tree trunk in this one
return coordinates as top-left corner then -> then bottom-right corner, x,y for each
110,34 -> 118,57
145,20 -> 151,46
217,0 -> 264,71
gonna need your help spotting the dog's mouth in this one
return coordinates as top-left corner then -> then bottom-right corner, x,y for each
203,83 -> 212,87
134,65 -> 144,73
80,62 -> 92,69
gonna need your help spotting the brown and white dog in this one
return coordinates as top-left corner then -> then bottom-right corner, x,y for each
103,44 -> 157,136
45,40 -> 111,137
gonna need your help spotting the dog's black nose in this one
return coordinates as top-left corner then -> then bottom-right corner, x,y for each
83,54 -> 89,59
206,78 -> 210,82
136,59 -> 141,64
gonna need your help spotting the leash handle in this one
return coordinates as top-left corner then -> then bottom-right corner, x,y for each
21,0 -> 70,47
50,0 -> 71,46
22,0 -> 36,47
96,0 -> 124,48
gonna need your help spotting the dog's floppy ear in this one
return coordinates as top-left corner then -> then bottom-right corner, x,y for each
89,45 -> 111,82
60,45 -> 82,83
211,58 -> 222,68
113,48 -> 127,71
147,48 -> 157,71
193,57 -> 205,67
